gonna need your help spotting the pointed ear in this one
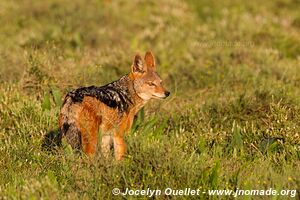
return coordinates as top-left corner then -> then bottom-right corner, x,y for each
144,51 -> 156,70
132,54 -> 146,74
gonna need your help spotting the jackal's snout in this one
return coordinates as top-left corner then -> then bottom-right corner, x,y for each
153,85 -> 170,99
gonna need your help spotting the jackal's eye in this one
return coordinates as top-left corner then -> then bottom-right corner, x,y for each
147,82 -> 156,87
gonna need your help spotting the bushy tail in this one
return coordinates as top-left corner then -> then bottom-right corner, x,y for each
42,129 -> 62,151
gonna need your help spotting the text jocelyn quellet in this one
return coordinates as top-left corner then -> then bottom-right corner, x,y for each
122,188 -> 201,197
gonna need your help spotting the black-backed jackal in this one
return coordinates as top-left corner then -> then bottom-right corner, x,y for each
58,52 -> 170,160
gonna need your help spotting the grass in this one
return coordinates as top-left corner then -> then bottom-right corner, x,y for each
0,0 -> 300,199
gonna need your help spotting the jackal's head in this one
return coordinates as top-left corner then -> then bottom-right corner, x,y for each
130,51 -> 170,101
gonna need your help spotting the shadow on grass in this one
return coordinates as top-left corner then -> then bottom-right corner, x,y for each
41,129 -> 62,151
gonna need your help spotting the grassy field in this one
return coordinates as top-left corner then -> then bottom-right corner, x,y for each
0,0 -> 300,199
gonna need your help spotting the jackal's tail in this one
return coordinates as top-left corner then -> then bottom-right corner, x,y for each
42,129 -> 62,151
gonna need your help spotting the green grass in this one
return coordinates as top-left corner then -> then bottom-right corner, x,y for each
0,0 -> 300,199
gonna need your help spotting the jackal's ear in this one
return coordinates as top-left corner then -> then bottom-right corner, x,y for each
144,51 -> 156,70
132,54 -> 146,74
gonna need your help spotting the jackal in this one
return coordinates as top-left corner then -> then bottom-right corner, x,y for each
58,51 -> 170,160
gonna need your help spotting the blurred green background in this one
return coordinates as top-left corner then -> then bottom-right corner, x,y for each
0,0 -> 299,199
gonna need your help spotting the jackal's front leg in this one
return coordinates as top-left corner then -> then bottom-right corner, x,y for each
113,135 -> 126,160
113,115 -> 134,160
101,134 -> 112,158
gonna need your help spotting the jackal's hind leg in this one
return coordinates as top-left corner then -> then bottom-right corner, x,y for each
80,122 -> 99,157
